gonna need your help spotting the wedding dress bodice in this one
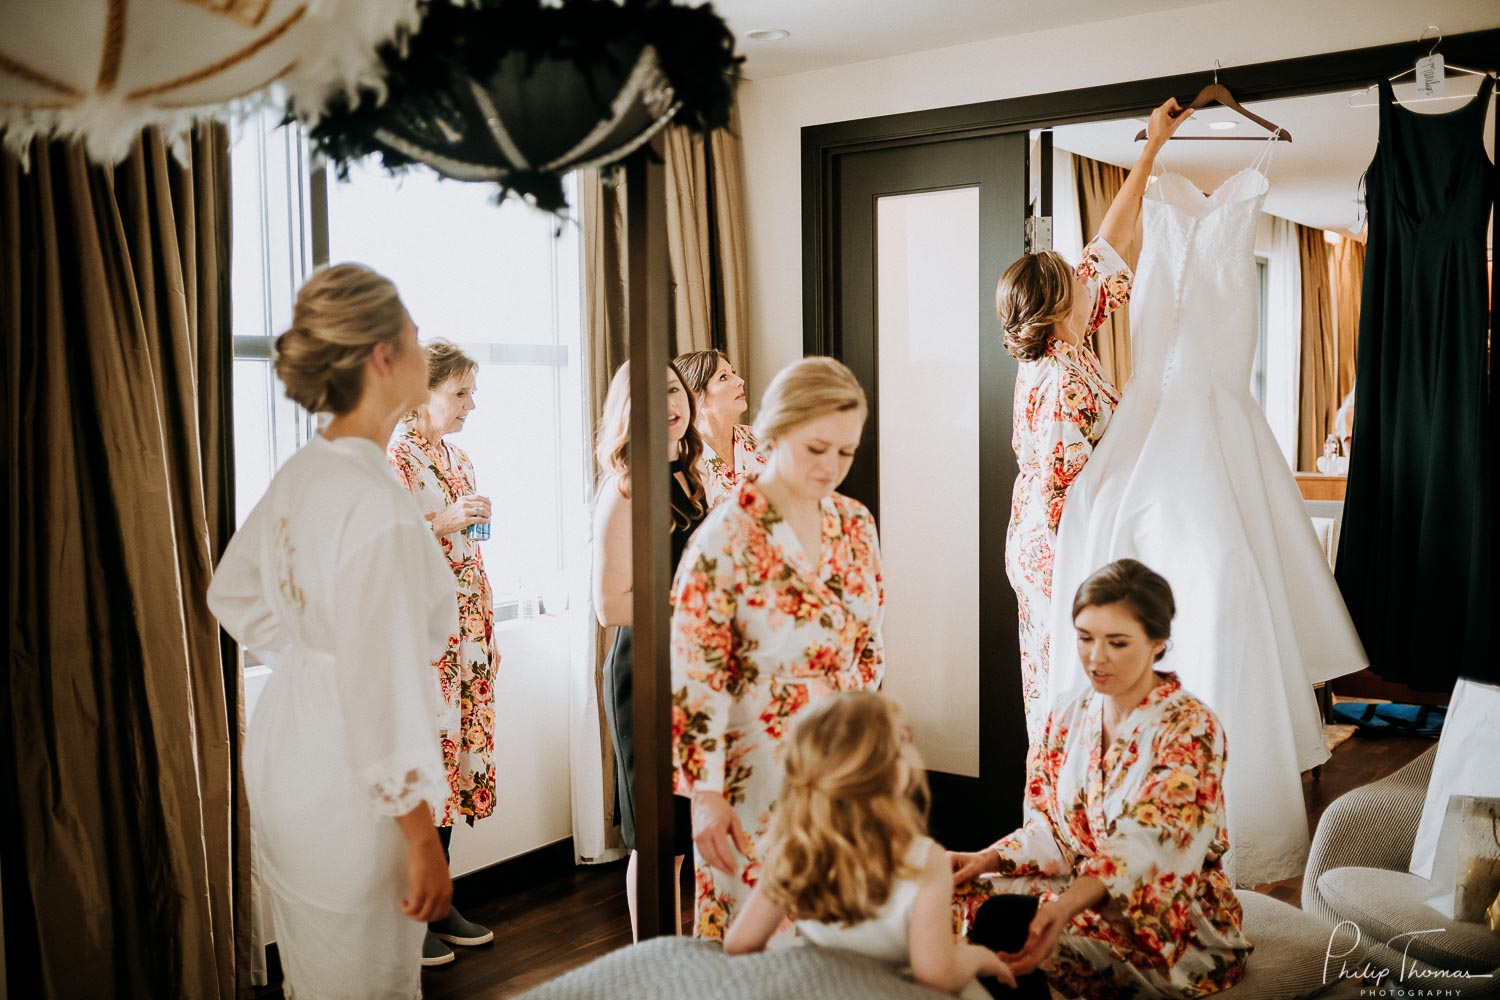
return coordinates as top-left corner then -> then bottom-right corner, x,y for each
1129,167 -> 1268,395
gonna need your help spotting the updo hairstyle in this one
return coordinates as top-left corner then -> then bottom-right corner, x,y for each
1072,558 -> 1176,662
995,250 -> 1075,362
273,263 -> 408,414
752,357 -> 867,446
422,338 -> 478,390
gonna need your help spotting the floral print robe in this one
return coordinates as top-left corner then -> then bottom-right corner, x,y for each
388,422 -> 499,826
699,423 -> 768,509
953,675 -> 1251,998
671,481 -> 885,940
1008,236 -> 1132,744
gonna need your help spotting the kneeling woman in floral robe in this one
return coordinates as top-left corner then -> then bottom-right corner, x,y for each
950,559 -> 1250,999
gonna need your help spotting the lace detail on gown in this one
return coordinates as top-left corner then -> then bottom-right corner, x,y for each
369,764 -> 451,818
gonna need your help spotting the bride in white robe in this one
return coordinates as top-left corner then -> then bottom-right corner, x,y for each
1047,140 -> 1366,885
209,265 -> 457,998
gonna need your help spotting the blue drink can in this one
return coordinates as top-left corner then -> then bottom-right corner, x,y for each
465,522 -> 491,541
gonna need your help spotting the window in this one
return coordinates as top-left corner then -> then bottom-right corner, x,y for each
229,113 -> 588,619
230,110 -> 317,523
325,162 -> 587,614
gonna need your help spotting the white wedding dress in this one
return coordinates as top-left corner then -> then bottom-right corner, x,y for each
1047,149 -> 1367,885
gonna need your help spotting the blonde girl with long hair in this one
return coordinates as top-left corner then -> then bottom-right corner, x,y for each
724,692 -> 1015,999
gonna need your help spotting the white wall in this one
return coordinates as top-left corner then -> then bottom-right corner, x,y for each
448,616 -> 574,876
737,0 -> 1498,396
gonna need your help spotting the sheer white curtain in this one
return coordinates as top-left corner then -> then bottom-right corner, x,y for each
1053,149 -> 1085,267
1263,214 -> 1302,465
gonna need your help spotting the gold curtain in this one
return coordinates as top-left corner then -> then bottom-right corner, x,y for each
1332,236 -> 1365,405
1297,224 -> 1338,470
2,126 -> 243,996
1074,154 -> 1140,388
585,105 -> 751,399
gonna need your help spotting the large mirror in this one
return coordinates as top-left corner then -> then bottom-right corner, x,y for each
1042,72 -> 1495,503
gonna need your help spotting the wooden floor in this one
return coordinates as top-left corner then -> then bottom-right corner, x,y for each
1246,731 -> 1430,905
252,732 -> 1433,999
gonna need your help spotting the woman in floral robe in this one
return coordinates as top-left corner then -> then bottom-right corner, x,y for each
675,350 -> 769,508
387,341 -> 501,959
388,352 -> 498,828
951,559 -> 1250,999
671,358 -> 884,941
999,98 -> 1193,743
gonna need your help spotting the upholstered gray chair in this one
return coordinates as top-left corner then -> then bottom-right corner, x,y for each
516,893 -> 1367,999
1303,745 -> 1500,997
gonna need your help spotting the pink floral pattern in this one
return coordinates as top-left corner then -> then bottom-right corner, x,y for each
954,676 -> 1250,998
1006,236 -> 1131,743
387,423 -> 499,826
699,423 -> 768,509
671,480 -> 884,939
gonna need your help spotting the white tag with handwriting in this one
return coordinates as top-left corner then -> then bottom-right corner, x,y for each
1414,55 -> 1446,97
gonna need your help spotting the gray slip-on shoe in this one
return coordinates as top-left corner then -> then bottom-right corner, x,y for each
430,906 -> 495,947
421,931 -> 455,966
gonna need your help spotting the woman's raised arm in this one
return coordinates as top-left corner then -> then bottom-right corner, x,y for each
1096,98 -> 1193,252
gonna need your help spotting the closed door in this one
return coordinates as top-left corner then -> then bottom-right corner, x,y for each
815,132 -> 1029,846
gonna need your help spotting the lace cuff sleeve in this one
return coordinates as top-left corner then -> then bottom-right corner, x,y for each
368,763 -> 451,819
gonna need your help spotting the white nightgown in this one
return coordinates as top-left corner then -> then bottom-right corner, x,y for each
208,434 -> 456,999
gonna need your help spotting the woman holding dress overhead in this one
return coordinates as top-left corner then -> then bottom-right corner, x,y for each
674,350 -> 768,507
671,356 -> 885,941
1044,116 -> 1366,884
387,339 -> 499,964
998,98 -> 1192,744
949,560 -> 1250,999
593,360 -> 708,939
208,265 -> 455,997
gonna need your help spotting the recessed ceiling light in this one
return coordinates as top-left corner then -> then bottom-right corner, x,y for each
746,28 -> 790,41
1208,121 -> 1237,131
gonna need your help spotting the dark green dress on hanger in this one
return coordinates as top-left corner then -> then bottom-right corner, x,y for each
1335,74 -> 1495,689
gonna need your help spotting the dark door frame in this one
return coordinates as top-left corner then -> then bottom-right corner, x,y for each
830,133 -> 1030,845
800,26 -> 1498,833
803,28 -> 1499,350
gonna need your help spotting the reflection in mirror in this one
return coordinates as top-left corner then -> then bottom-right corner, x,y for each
876,187 -> 980,778
1046,76 -> 1494,478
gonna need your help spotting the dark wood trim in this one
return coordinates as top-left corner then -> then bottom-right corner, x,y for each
803,28 -> 1500,358
820,133 -> 1031,843
805,30 -> 1500,148
1492,87 -> 1498,600
624,146 -> 677,940
451,838 -> 578,908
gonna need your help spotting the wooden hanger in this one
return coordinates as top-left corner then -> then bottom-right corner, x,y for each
1135,61 -> 1293,142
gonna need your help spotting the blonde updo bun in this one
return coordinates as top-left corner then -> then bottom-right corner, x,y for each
995,250 -> 1074,362
752,357 -> 867,446
273,263 -> 408,415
